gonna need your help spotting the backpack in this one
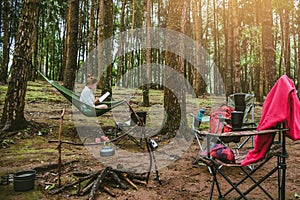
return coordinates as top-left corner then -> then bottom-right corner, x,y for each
210,144 -> 236,164
209,105 -> 234,134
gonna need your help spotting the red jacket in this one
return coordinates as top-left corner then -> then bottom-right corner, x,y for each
241,75 -> 300,166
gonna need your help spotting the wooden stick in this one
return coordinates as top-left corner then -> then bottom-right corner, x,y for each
48,132 -> 128,145
131,179 -> 147,186
103,186 -> 116,197
58,109 -> 65,187
111,171 -> 128,190
33,160 -> 79,173
122,173 -> 138,190
111,168 -> 147,179
50,171 -> 100,195
88,167 -> 111,200
79,176 -> 97,196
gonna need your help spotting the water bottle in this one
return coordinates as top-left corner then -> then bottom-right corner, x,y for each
197,109 -> 205,122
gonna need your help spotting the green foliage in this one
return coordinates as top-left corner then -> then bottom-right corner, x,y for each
1,139 -> 15,148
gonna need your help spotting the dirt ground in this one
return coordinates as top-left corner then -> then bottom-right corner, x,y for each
0,83 -> 300,200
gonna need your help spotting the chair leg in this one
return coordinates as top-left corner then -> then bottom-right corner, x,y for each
277,157 -> 286,200
216,168 -> 248,200
208,166 -> 224,199
221,159 -> 275,200
237,167 -> 277,200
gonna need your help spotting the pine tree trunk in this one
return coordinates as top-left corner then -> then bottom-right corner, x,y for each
283,4 -> 291,77
116,0 -> 127,87
1,0 -> 40,131
98,0 -> 113,97
232,0 -> 241,93
254,0 -> 263,102
262,0 -> 276,91
225,0 -> 233,97
0,0 -> 10,84
297,2 -> 300,97
142,0 -> 151,107
63,0 -> 79,90
163,0 -> 187,135
192,0 -> 201,97
87,0 -> 96,76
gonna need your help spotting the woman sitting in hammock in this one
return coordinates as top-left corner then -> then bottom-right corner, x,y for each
80,75 -> 108,109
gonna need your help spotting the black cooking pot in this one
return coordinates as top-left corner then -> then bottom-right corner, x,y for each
14,170 -> 36,192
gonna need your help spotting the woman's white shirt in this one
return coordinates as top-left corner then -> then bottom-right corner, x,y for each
80,86 -> 95,107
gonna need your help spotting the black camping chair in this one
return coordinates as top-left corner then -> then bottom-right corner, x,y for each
228,93 -> 255,126
227,93 -> 256,149
113,109 -> 147,149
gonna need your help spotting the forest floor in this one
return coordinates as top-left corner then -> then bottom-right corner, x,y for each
0,80 -> 300,200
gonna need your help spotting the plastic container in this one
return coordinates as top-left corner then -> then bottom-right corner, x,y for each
13,170 -> 36,192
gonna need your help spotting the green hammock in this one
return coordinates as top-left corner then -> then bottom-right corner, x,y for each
38,71 -> 125,117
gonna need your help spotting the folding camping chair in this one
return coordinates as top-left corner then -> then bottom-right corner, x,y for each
198,124 -> 288,200
190,111 -> 213,165
113,111 -> 147,149
192,93 -> 255,164
228,93 -> 256,149
228,93 -> 255,126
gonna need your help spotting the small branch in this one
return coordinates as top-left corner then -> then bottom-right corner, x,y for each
58,109 -> 65,187
50,171 -> 100,195
33,160 -> 79,173
131,179 -> 147,186
79,177 -> 97,196
111,171 -> 128,190
122,173 -> 138,190
111,168 -> 147,180
88,167 -> 111,200
48,132 -> 128,146
103,186 -> 116,197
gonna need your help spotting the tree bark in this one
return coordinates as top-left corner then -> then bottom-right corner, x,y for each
87,0 -> 97,77
232,0 -> 241,93
225,0 -> 233,97
283,4 -> 291,78
142,0 -> 151,107
1,0 -> 40,131
163,0 -> 188,134
192,0 -> 202,97
0,0 -> 10,84
97,0 -> 113,98
116,0 -> 127,87
297,2 -> 300,97
261,0 -> 276,92
63,0 -> 79,90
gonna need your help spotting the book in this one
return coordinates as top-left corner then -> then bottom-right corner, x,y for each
99,92 -> 110,102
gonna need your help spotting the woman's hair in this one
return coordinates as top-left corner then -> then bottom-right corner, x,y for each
86,74 -> 98,85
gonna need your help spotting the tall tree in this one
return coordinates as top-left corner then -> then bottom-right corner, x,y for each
142,0 -> 152,107
253,0 -> 261,100
0,0 -> 10,84
1,0 -> 40,131
232,0 -> 241,93
97,0 -> 113,97
225,0 -> 233,97
261,0 -> 276,92
63,0 -> 79,90
116,0 -> 127,87
297,1 -> 300,97
283,2 -> 291,77
192,0 -> 202,97
163,0 -> 188,134
87,0 -> 97,77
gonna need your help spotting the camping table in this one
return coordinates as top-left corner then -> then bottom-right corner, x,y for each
198,127 -> 289,200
